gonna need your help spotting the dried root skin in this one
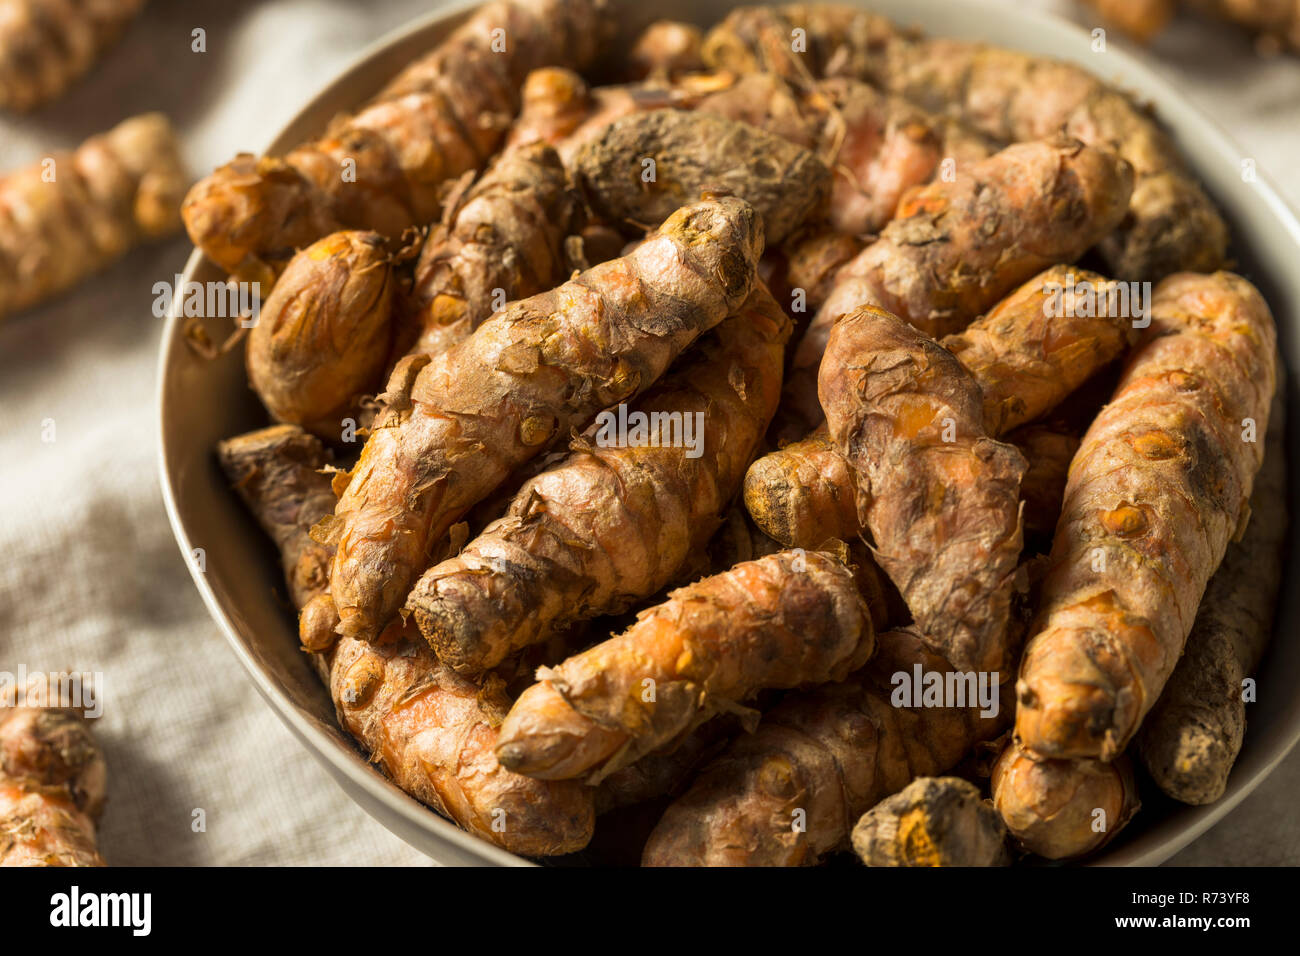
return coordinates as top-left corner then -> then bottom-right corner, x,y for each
408,143 -> 579,359
0,0 -> 143,111
701,3 -> 901,82
851,776 -> 1010,867
821,306 -> 1026,673
331,623 -> 594,856
246,231 -> 398,439
0,112 -> 186,320
573,109 -> 830,244
329,195 -> 762,643
991,739 -> 1139,860
407,287 -> 791,677
496,549 -> 874,783
1015,272 -> 1277,761
642,627 -> 1010,866
218,425 -> 596,855
1137,390 -> 1287,804
182,0 -> 613,283
700,74 -> 993,238
0,694 -> 106,867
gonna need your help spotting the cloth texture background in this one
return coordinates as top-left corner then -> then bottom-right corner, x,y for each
0,0 -> 1295,866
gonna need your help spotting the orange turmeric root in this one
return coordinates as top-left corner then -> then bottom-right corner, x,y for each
991,739 -> 1139,860
642,628 -> 1010,866
217,424 -> 595,855
182,0 -> 613,285
702,3 -> 1228,280
496,549 -> 875,783
820,305 -> 1026,672
0,0 -> 143,111
328,194 -> 761,643
1015,272 -> 1277,761
779,141 -> 1133,438
246,231 -> 404,441
406,287 -> 791,677
851,776 -> 1010,867
1136,385 -> 1287,803
751,265 -> 1136,547
406,142 -> 580,359
0,112 -> 186,321
0,681 -> 106,867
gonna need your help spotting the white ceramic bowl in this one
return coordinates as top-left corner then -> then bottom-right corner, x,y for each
158,0 -> 1300,866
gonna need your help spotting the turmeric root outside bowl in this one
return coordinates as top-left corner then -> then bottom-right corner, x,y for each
158,0 -> 1300,866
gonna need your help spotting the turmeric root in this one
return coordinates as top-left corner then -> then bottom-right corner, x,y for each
817,78 -> 995,237
642,627 -> 1010,866
625,21 -> 705,80
1083,0 -> 1176,43
702,3 -> 1228,280
782,231 -> 866,314
1136,386 -> 1287,804
699,75 -> 994,238
329,194 -> 761,643
1015,272 -> 1277,761
754,264 -> 1136,548
571,109 -> 830,244
991,739 -> 1139,859
0,0 -> 142,111
0,112 -> 186,321
496,548 -> 874,783
821,305 -> 1026,672
595,718 -> 735,815
942,266 -> 1141,437
1010,423 -> 1081,541
778,141 -> 1134,438
246,232 -> 405,440
851,776 -> 1010,867
218,423 -> 596,855
182,0 -> 612,285
216,424 -> 339,614
332,620 -> 594,855
809,137 -> 1132,342
747,421 -> 1080,551
406,287 -> 791,677
407,142 -> 580,359
0,681 -> 106,866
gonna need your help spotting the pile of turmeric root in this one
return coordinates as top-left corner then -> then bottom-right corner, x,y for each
201,0 -> 1286,866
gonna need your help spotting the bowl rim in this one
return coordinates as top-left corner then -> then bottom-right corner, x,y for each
157,0 -> 1300,867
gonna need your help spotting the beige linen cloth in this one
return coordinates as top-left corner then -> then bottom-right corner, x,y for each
0,0 -> 1295,865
